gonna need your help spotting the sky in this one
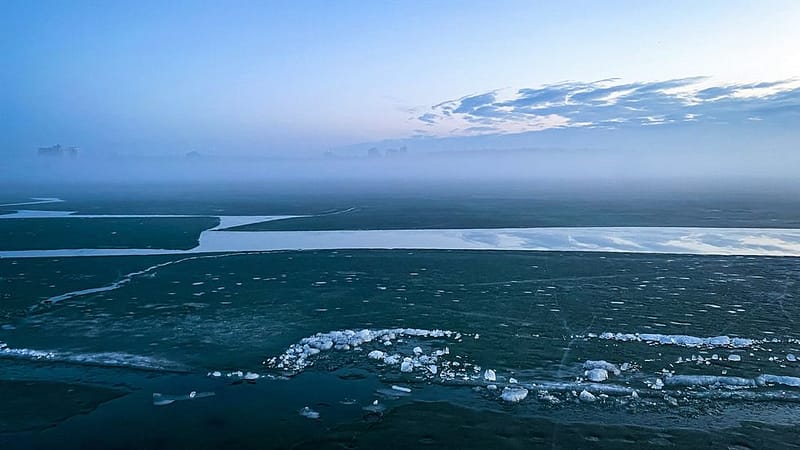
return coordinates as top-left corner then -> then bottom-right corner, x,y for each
1,0 -> 799,161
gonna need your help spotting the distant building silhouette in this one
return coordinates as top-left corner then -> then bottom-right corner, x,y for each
386,145 -> 408,156
38,145 -> 78,157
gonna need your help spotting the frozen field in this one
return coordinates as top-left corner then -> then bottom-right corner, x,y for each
2,188 -> 800,449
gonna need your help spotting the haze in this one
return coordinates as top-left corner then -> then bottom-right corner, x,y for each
1,0 -> 799,183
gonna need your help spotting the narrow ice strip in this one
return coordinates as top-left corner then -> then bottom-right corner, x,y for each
0,197 -> 63,208
0,341 -> 189,372
593,332 -> 758,348
0,209 -> 298,230
516,380 -> 800,402
664,375 -> 758,388
153,391 -> 215,406
4,225 -> 800,259
0,210 -> 196,219
665,374 -> 800,389
41,252 -> 264,305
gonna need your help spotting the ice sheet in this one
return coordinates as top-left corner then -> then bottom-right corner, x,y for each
4,225 -> 800,258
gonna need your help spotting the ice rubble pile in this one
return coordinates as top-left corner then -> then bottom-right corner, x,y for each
263,328 -> 467,374
250,329 -> 800,406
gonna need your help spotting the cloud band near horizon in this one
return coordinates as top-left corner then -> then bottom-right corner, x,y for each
412,77 -> 800,137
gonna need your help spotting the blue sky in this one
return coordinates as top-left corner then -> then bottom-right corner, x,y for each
1,0 -> 799,157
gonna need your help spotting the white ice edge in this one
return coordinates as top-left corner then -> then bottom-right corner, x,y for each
2,224 -> 800,259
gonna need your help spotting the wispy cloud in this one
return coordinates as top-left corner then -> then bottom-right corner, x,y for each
414,78 -> 800,137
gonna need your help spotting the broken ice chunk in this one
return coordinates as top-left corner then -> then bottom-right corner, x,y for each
585,368 -> 609,382
583,360 -> 620,376
579,390 -> 597,402
501,386 -> 528,402
383,354 -> 401,365
368,350 -> 385,360
299,406 -> 320,419
484,369 -> 496,382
